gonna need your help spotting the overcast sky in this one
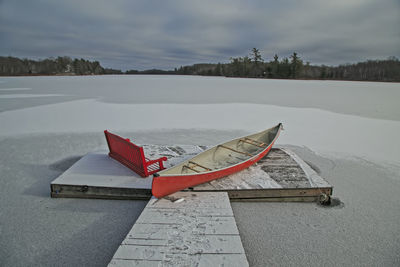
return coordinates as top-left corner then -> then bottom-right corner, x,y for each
1,0 -> 399,70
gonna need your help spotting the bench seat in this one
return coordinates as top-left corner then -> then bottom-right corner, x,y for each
104,130 -> 167,177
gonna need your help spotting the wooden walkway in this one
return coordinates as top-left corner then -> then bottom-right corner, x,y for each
108,192 -> 248,267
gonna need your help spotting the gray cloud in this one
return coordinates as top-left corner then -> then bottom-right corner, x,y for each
0,0 -> 399,70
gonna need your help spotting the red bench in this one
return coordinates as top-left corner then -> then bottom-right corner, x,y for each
104,130 -> 167,177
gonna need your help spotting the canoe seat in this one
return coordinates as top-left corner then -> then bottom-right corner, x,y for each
182,161 -> 212,173
239,137 -> 268,148
188,161 -> 212,171
104,130 -> 167,177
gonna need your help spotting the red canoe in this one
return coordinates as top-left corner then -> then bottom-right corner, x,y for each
152,123 -> 283,198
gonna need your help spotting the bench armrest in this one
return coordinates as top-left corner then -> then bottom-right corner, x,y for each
146,157 -> 167,165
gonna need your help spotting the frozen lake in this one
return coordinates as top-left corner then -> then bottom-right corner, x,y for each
1,75 -> 399,164
1,75 -> 400,120
0,75 -> 399,266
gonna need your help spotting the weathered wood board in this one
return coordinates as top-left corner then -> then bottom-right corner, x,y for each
51,145 -> 332,201
108,191 -> 248,267
190,147 -> 332,201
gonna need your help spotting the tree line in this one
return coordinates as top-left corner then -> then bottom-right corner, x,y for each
0,56 -> 121,76
1,51 -> 399,82
173,49 -> 400,82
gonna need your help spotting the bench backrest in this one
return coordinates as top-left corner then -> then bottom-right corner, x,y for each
104,130 -> 147,177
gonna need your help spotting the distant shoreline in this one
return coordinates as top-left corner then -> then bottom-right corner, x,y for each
1,73 -> 399,83
1,54 -> 399,82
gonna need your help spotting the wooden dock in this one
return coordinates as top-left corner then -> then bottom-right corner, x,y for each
51,145 -> 333,266
108,191 -> 248,267
51,145 -> 332,202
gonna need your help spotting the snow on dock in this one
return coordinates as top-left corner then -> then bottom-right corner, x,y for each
108,191 -> 248,267
192,147 -> 332,201
50,145 -> 205,200
51,146 -> 332,201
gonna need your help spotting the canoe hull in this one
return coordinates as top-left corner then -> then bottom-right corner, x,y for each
152,144 -> 274,198
152,124 -> 282,198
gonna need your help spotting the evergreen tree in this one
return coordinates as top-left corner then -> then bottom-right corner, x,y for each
270,54 -> 279,78
290,52 -> 303,78
251,48 -> 263,65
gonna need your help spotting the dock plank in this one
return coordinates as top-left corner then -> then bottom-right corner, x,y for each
108,192 -> 248,267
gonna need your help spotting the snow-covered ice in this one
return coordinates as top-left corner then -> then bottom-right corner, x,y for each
0,75 -> 399,267
0,87 -> 32,91
0,96 -> 399,165
0,93 -> 64,98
